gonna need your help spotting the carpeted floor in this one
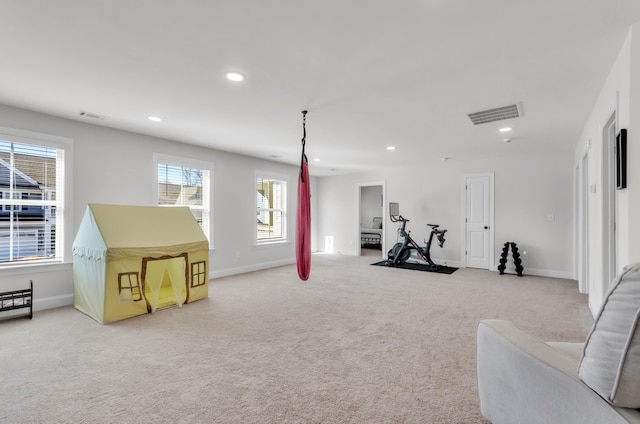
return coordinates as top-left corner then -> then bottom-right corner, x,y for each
0,253 -> 592,423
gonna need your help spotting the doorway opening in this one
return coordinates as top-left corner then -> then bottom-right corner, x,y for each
141,254 -> 188,313
358,182 -> 385,258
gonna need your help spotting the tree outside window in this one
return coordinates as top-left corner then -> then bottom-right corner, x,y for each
155,154 -> 211,246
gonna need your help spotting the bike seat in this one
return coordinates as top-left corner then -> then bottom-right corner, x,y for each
427,224 -> 439,229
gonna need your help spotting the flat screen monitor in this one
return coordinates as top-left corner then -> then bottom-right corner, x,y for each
389,202 -> 400,218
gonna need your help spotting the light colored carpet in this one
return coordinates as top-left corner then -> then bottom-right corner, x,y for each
0,254 -> 593,423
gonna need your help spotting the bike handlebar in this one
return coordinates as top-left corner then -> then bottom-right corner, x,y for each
390,215 -> 408,223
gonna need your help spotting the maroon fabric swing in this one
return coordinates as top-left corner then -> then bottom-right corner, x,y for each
296,110 -> 311,280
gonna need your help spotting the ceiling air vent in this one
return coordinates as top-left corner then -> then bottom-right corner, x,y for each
79,111 -> 106,120
467,103 -> 522,125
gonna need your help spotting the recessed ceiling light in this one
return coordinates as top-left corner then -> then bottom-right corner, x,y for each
386,146 -> 396,151
499,127 -> 512,132
313,158 -> 320,162
148,116 -> 162,122
226,72 -> 245,82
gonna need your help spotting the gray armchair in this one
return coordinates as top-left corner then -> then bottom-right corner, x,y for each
477,263 -> 640,424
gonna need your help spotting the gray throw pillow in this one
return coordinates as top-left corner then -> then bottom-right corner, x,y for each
578,262 -> 640,407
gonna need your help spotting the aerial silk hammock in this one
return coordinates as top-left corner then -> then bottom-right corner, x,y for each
296,110 -> 311,280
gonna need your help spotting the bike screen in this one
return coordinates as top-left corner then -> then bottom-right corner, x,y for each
389,202 -> 400,219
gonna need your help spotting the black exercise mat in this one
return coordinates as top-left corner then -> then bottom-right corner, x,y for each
371,260 -> 458,274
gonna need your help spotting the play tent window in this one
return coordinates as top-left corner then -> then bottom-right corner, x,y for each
256,173 -> 287,243
154,154 -> 211,246
0,129 -> 70,265
191,261 -> 206,287
118,272 -> 142,302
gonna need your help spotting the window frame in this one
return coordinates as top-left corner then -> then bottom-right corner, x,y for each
0,126 -> 73,270
152,153 -> 213,249
190,261 -> 207,287
118,272 -> 142,302
255,171 -> 288,245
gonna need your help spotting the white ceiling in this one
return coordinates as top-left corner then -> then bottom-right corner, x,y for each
1,1 -> 639,175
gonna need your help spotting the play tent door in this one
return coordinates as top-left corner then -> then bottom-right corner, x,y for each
142,254 -> 189,313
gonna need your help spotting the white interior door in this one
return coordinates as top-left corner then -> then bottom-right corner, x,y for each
463,174 -> 494,269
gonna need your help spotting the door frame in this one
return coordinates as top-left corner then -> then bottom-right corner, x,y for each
601,110 -> 617,290
461,172 -> 495,270
356,181 -> 386,258
574,152 -> 589,293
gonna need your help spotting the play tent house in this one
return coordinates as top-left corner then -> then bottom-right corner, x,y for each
73,204 -> 209,324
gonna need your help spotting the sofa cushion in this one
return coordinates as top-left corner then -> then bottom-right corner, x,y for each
578,263 -> 640,407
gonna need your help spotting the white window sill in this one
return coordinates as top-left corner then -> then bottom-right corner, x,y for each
0,260 -> 72,277
255,240 -> 290,248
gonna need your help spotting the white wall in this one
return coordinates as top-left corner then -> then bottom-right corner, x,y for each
0,104 -> 313,311
576,21 -> 640,314
317,153 -> 574,277
360,185 -> 383,225
629,24 -> 640,263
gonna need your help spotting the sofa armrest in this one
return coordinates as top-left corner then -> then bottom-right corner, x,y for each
477,319 -> 640,424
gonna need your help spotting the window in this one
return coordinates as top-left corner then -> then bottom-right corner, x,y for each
118,272 -> 142,302
0,127 -> 71,265
256,173 -> 287,243
154,154 -> 211,245
191,261 -> 206,287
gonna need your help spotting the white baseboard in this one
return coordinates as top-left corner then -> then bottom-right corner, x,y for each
335,250 -> 358,256
518,267 -> 574,280
210,257 -> 297,279
34,293 -> 74,311
429,259 -> 573,279
430,258 -> 464,268
1,293 -> 75,317
490,264 -> 573,280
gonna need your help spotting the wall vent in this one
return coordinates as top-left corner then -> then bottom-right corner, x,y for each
79,111 -> 106,120
467,103 -> 522,125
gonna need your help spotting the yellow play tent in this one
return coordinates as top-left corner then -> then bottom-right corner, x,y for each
73,203 -> 209,324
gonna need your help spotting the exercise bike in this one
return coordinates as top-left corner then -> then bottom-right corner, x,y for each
386,203 -> 447,270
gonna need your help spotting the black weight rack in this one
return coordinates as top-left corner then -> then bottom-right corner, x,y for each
498,242 -> 524,277
0,280 -> 33,319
